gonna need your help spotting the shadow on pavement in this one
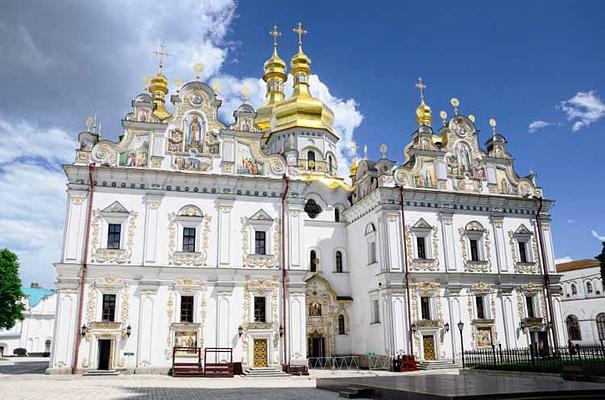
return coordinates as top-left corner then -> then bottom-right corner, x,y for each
0,360 -> 48,375
120,386 -> 339,400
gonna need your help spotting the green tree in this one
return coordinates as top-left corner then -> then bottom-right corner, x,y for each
596,242 -> 605,284
0,249 -> 25,330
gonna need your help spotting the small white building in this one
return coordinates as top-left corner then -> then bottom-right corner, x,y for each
0,284 -> 56,357
557,259 -> 605,345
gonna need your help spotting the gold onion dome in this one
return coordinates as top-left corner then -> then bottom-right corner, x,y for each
270,23 -> 335,134
414,77 -> 432,127
256,26 -> 288,131
149,65 -> 171,120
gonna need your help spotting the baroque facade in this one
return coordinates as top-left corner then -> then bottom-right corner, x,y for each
50,24 -> 565,374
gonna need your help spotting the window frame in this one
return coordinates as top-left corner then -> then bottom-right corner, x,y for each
182,227 -> 196,253
254,230 -> 267,255
420,296 -> 432,320
180,295 -> 195,323
335,250 -> 344,273
253,296 -> 267,323
371,299 -> 381,324
107,223 -> 122,250
475,295 -> 486,319
338,314 -> 346,335
101,294 -> 117,322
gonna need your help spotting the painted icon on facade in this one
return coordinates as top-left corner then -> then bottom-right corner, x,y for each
236,142 -> 264,175
119,135 -> 149,167
184,113 -> 205,152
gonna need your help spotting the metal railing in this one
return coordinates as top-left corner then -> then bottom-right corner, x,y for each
368,353 -> 393,371
464,343 -> 605,374
308,356 -> 360,372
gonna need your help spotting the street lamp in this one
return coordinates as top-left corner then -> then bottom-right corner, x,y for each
279,324 -> 284,337
457,321 -> 465,369
444,322 -> 450,333
411,323 -> 417,333
81,324 -> 88,337
126,324 -> 132,338
238,325 -> 243,337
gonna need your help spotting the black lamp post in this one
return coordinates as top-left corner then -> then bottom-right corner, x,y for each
411,323 -> 417,333
444,322 -> 450,333
457,321 -> 465,369
238,325 -> 243,337
81,324 -> 87,337
126,324 -> 132,338
279,324 -> 284,337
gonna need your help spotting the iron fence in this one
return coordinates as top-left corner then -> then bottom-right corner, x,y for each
464,343 -> 605,374
308,356 -> 360,372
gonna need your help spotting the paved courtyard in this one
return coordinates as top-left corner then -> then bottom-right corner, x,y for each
1,358 -> 450,400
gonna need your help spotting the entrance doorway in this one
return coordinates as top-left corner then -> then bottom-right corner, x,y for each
532,331 -> 549,357
308,336 -> 325,358
253,339 -> 268,368
422,335 -> 436,360
98,339 -> 112,370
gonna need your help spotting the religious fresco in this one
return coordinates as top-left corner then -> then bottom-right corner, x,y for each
236,142 -> 264,175
414,163 -> 436,188
136,108 -> 150,122
184,113 -> 205,152
173,155 -> 211,172
496,169 -> 515,194
476,327 -> 493,348
167,129 -> 184,153
174,331 -> 197,354
118,135 -> 149,167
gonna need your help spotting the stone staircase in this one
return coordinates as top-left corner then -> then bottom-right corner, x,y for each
83,369 -> 120,376
243,367 -> 289,377
417,359 -> 460,370
338,386 -> 375,399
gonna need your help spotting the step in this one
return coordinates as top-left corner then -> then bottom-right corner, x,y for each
417,360 -> 460,370
338,386 -> 375,399
84,369 -> 119,376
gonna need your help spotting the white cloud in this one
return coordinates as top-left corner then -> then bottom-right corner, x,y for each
555,256 -> 573,264
592,230 -> 605,242
567,219 -> 575,224
560,91 -> 605,132
0,119 -> 74,286
528,120 -> 552,133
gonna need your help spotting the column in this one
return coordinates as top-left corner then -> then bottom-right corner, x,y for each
49,286 -> 78,372
288,209 -> 303,269
64,190 -> 88,262
490,216 -> 508,273
143,194 -> 163,264
439,212 -> 457,271
288,288 -> 307,365
385,213 -> 403,272
136,282 -> 159,370
541,221 -> 556,273
390,293 -> 406,354
217,200 -> 234,266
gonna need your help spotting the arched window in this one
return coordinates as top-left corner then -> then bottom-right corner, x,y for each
365,223 -> 377,265
310,250 -> 318,272
335,251 -> 343,273
334,207 -> 340,222
328,155 -> 333,174
566,315 -> 582,341
338,314 -> 346,335
308,151 -> 316,171
571,283 -> 578,295
596,313 -> 605,341
586,281 -> 593,293
304,198 -> 322,219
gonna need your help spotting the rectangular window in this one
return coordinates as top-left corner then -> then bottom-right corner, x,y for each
255,231 -> 266,255
470,239 -> 480,261
525,296 -> 535,318
518,241 -> 528,263
369,241 -> 377,264
254,296 -> 266,323
476,296 -> 486,319
107,224 -> 121,249
180,295 -> 194,323
101,294 -> 116,322
182,227 -> 196,253
420,296 -> 431,320
371,299 -> 380,323
416,236 -> 427,259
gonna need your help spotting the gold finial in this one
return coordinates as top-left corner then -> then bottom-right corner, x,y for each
293,22 -> 307,47
439,110 -> 447,125
469,114 -> 476,123
211,80 -> 222,94
379,144 -> 388,158
240,86 -> 250,103
143,75 -> 151,90
269,25 -> 281,48
351,142 -> 358,159
153,42 -> 170,69
193,63 -> 204,80
489,118 -> 497,137
415,77 -> 426,101
450,97 -> 460,115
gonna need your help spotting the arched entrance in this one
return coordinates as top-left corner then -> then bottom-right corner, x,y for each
308,330 -> 325,358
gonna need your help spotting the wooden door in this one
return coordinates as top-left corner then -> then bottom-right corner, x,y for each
98,339 -> 112,370
253,339 -> 268,367
422,335 -> 435,361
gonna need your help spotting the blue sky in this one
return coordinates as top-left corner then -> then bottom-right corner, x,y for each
0,0 -> 603,286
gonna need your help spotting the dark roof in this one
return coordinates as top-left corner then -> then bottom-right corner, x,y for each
556,259 -> 599,272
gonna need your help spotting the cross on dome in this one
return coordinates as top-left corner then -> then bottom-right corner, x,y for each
153,43 -> 170,68
269,25 -> 281,48
415,77 -> 427,101
293,22 -> 307,46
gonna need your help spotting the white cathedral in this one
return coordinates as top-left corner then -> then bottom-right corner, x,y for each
49,24 -> 566,375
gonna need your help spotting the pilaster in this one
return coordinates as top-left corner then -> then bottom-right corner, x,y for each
143,194 -> 163,264
439,212 -> 457,271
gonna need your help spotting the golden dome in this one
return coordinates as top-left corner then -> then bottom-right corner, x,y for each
256,26 -> 288,131
148,66 -> 171,120
270,24 -> 334,134
349,158 -> 358,178
415,99 -> 432,127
